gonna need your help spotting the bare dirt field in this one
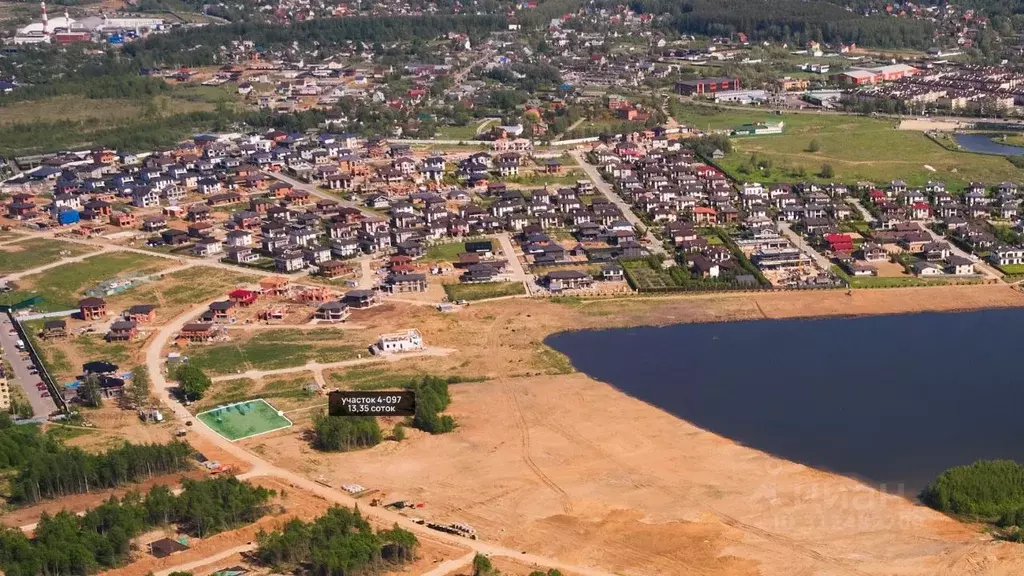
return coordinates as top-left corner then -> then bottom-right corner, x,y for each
243,285 -> 1024,576
898,118 -> 971,132
31,284 -> 1024,576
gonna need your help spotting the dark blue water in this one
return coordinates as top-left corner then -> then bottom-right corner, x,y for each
954,133 -> 1024,156
545,309 -> 1024,496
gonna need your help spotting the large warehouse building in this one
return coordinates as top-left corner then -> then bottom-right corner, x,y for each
674,77 -> 742,96
12,2 -> 164,45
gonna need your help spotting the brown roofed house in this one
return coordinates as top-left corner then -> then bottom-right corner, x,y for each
79,297 -> 107,320
125,304 -> 158,323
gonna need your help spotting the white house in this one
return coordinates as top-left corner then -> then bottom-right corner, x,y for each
375,329 -> 424,353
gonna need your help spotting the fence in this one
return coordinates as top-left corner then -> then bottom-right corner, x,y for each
5,310 -> 69,415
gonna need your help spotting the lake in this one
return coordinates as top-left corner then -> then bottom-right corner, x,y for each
954,133 -> 1024,156
545,309 -> 1024,496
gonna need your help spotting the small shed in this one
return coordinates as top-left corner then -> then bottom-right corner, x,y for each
149,537 -> 189,558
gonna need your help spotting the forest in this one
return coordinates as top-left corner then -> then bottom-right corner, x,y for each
627,0 -> 938,49
1,416 -> 194,504
311,376 -> 458,451
256,506 -> 418,573
922,459 -> 1024,527
409,376 -> 456,434
312,412 -> 383,451
0,75 -> 171,105
0,478 -> 273,576
122,14 -> 508,67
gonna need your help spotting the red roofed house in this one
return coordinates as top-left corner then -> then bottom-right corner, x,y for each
910,202 -> 931,220
692,206 -> 718,225
228,289 -> 259,307
825,233 -> 854,253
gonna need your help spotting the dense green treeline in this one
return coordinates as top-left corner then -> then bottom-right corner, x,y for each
0,478 -> 274,576
257,506 -> 418,573
922,460 -> 1024,523
123,15 -> 507,67
628,0 -> 937,49
0,414 -> 62,470
310,376 -> 459,452
0,75 -> 171,105
410,376 -> 456,434
11,434 -> 193,504
0,106 -> 336,157
312,413 -> 383,451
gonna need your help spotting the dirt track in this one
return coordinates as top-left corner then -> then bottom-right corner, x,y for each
32,283 -> 1024,576
240,285 -> 1024,576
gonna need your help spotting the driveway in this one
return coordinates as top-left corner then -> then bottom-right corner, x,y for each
494,232 -> 532,294
777,222 -> 833,271
846,198 -> 877,223
0,314 -> 57,417
922,225 -> 1002,281
568,151 -> 668,257
265,171 -> 378,218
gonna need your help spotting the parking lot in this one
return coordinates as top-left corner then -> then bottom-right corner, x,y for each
0,313 -> 58,417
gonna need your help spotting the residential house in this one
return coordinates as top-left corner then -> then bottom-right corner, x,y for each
78,297 -> 107,320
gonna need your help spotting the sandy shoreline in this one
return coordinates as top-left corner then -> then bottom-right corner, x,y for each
226,284 -> 1024,576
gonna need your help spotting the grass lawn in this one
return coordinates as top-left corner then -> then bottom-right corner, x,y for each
422,241 -> 466,262
107,266 -> 252,313
996,133 -> 1024,149
194,373 -> 321,411
328,364 -> 422,390
998,263 -> 1024,274
435,118 -> 498,140
848,276 -> 983,288
197,399 -> 292,441
832,265 -> 983,288
0,239 -> 96,273
22,321 -> 73,376
840,220 -> 873,234
0,251 -> 172,311
443,281 -> 526,301
503,173 -> 586,186
677,104 -> 1023,189
435,123 -> 483,140
187,329 -> 364,376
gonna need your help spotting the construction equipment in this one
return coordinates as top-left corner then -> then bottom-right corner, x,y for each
426,521 -> 477,540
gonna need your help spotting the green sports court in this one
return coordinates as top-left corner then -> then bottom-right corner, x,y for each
196,399 -> 293,441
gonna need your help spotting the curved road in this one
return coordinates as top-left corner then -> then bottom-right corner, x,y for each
145,300 -> 618,576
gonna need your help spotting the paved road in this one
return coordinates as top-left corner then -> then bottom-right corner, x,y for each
0,313 -> 56,416
846,198 -> 877,223
777,222 -> 833,271
145,302 -> 619,576
495,232 -> 533,294
264,171 -> 378,219
568,150 -> 668,257
842,199 -> 1001,280
357,256 -> 376,289
921,225 -> 1003,281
